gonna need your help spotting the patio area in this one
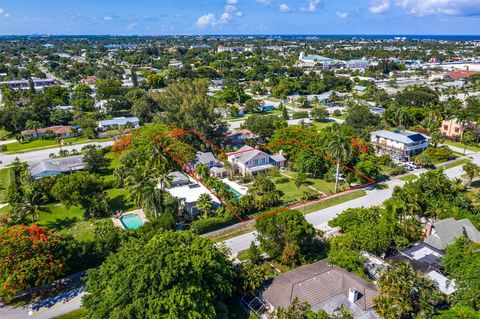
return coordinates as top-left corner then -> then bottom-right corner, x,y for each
111,209 -> 148,230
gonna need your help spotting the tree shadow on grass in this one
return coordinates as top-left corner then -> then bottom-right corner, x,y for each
44,217 -> 79,232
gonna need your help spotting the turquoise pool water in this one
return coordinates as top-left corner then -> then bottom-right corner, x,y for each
223,184 -> 242,199
120,214 -> 144,230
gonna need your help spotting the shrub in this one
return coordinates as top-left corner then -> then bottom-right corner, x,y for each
423,146 -> 455,163
275,177 -> 290,184
292,111 -> 309,119
389,165 -> 407,176
190,216 -> 238,235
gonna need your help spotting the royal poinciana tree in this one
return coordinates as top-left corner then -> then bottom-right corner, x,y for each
83,231 -> 237,319
0,225 -> 66,301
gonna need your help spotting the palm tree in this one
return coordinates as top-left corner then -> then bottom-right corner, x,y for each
13,190 -> 41,224
463,162 -> 480,187
141,180 -> 164,218
327,133 -> 351,192
124,166 -> 151,208
196,193 -> 213,219
429,131 -> 445,148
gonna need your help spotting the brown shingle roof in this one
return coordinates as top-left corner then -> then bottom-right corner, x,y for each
262,259 -> 378,311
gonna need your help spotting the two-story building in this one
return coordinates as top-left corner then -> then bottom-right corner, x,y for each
227,145 -> 286,176
370,130 -> 430,162
439,119 -> 476,140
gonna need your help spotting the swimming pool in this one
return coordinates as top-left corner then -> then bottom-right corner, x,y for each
120,214 -> 144,230
223,184 -> 242,199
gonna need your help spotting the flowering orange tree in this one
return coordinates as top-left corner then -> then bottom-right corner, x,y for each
0,225 -> 65,301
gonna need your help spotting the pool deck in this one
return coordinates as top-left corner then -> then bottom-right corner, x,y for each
111,209 -> 149,230
222,178 -> 248,195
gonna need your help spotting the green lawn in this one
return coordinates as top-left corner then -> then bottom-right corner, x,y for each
399,174 -> 418,182
52,308 -> 86,319
0,167 -> 13,203
4,137 -> 111,153
444,140 -> 480,153
274,178 -> 317,201
440,159 -> 470,170
280,170 -> 341,194
297,190 -> 367,215
312,120 -> 335,131
34,187 -> 133,242
0,204 -> 11,215
0,130 -> 11,139
107,188 -> 136,212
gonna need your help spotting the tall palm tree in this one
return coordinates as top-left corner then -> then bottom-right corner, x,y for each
196,193 -> 213,219
429,131 -> 445,148
125,166 -> 152,208
327,133 -> 351,193
141,180 -> 164,218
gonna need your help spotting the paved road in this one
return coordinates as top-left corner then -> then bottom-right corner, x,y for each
0,141 -> 114,169
224,147 -> 479,255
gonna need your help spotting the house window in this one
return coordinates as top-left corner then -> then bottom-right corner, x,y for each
455,128 -> 460,133
443,125 -> 448,130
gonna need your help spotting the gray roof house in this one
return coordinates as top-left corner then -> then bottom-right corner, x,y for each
167,171 -> 190,188
424,218 -> 480,250
370,130 -> 430,162
194,151 -> 219,168
262,260 -> 379,318
29,155 -> 84,179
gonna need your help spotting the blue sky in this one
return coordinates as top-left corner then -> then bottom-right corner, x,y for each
0,0 -> 479,35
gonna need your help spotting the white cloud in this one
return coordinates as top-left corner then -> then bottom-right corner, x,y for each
336,11 -> 348,18
103,16 -> 113,21
369,0 -> 390,14
0,8 -> 10,18
195,13 -> 217,28
279,3 -> 291,12
396,0 -> 480,17
224,5 -> 238,13
126,22 -> 138,31
235,11 -> 243,16
307,0 -> 322,12
226,0 -> 238,3
256,0 -> 272,4
220,12 -> 232,23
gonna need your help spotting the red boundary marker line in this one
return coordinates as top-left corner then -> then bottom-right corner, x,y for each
151,130 -> 375,223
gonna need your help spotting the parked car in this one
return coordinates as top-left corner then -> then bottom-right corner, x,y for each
405,162 -> 419,169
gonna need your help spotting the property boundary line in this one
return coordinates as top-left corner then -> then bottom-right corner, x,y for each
151,129 -> 375,223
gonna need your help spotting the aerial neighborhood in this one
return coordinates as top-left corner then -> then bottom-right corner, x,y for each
0,30 -> 480,319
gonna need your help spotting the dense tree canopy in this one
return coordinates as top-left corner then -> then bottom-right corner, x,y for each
256,210 -> 318,266
0,225 -> 66,301
83,231 -> 237,319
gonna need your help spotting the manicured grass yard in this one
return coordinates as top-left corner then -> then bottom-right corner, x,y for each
440,159 -> 470,170
6,139 -> 60,151
274,178 -> 318,201
0,167 -> 13,202
107,188 -> 136,212
399,174 -> 418,182
280,170 -> 341,194
444,140 -> 480,153
312,120 -> 334,131
52,308 -> 86,319
4,137 -> 112,153
297,190 -> 367,215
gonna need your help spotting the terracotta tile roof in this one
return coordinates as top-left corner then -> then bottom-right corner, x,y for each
446,70 -> 480,80
21,125 -> 72,136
